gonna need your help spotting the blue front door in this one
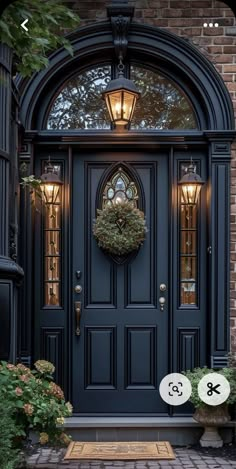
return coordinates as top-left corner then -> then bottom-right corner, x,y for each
72,151 -> 169,414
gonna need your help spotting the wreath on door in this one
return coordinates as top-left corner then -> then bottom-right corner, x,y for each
93,202 -> 147,256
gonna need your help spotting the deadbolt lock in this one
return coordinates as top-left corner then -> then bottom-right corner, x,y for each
74,285 -> 82,294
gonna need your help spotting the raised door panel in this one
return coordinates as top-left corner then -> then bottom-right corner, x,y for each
85,327 -> 117,389
125,326 -> 157,389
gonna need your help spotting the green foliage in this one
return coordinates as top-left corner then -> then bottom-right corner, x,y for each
0,360 -> 73,447
183,367 -> 236,408
21,175 -> 43,209
0,397 -> 21,469
0,0 -> 80,76
93,202 -> 147,256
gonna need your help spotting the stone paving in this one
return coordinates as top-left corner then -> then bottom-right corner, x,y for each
25,447 -> 236,469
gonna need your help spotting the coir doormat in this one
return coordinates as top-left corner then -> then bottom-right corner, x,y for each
64,441 -> 175,460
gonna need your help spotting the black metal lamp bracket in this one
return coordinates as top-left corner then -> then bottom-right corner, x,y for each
107,0 -> 135,62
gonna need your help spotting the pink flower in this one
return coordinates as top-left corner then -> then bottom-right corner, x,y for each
7,364 -> 17,371
23,403 -> 34,416
19,374 -> 29,383
15,387 -> 23,396
17,364 -> 31,374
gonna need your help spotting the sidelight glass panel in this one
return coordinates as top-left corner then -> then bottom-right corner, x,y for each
179,163 -> 199,306
45,282 -> 60,306
43,163 -> 62,307
181,231 -> 196,255
181,283 -> 196,306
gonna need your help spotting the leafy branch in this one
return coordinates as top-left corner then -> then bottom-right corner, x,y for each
21,175 -> 43,209
0,0 -> 80,76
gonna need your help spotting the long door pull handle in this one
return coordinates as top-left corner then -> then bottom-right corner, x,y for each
75,301 -> 82,336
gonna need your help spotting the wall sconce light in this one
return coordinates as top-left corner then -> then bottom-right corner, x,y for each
40,161 -> 63,205
178,162 -> 204,204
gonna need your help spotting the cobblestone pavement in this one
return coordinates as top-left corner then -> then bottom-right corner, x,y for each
25,447 -> 236,469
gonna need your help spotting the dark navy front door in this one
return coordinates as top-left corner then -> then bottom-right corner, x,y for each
72,151 -> 169,414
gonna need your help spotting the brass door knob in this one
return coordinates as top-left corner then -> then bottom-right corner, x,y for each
160,283 -> 167,292
75,285 -> 82,294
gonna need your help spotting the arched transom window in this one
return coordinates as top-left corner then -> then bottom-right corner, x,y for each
46,64 -> 198,130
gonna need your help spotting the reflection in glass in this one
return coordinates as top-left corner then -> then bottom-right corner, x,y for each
44,163 -> 62,306
47,66 -> 111,130
103,168 -> 138,208
130,66 -> 197,130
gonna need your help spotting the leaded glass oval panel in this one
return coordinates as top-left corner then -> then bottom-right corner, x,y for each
47,66 -> 111,130
130,66 -> 198,130
103,167 -> 138,209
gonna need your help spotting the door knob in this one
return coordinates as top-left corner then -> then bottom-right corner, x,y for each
74,285 -> 82,294
160,283 -> 167,292
159,296 -> 166,312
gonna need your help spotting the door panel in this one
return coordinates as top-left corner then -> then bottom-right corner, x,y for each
72,151 -> 169,414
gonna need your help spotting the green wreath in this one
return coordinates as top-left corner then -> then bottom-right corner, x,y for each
93,202 -> 147,256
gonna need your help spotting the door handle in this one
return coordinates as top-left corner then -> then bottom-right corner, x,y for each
75,301 -> 82,336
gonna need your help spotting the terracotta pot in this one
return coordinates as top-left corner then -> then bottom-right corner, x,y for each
193,404 -> 230,448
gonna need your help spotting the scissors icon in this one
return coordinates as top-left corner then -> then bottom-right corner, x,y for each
207,382 -> 221,396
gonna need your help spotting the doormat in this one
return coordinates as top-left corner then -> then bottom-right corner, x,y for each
64,441 -> 175,460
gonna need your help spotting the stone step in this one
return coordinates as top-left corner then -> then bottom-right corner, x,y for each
64,417 -> 235,446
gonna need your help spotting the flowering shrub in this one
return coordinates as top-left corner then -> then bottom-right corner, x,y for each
0,360 -> 73,446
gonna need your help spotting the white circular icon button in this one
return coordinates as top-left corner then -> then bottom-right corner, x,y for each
198,373 -> 230,406
159,373 -> 192,406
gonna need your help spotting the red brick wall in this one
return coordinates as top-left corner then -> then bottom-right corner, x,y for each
66,0 -> 236,352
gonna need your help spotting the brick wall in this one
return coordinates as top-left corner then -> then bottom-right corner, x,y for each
66,0 -> 236,352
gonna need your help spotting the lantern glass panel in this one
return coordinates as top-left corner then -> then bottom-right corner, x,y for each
123,91 -> 135,121
182,184 -> 201,205
41,183 -> 60,205
108,91 -> 123,123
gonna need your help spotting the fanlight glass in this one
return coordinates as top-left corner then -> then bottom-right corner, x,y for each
47,66 -> 111,129
130,66 -> 198,130
46,65 -> 198,130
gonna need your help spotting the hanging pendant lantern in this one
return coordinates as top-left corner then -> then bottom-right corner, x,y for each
179,162 -> 204,204
102,59 -> 141,126
40,162 -> 63,205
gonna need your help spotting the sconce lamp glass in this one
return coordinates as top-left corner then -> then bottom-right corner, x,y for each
40,163 -> 63,204
179,163 -> 204,204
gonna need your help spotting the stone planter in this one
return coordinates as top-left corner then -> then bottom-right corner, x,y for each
193,404 -> 230,448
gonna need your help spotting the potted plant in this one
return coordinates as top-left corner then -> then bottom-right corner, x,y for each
183,366 -> 236,448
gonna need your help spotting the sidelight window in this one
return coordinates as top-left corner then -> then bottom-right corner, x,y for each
43,163 -> 62,307
179,164 -> 198,306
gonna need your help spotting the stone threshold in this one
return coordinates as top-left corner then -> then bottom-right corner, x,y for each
64,416 -> 236,428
